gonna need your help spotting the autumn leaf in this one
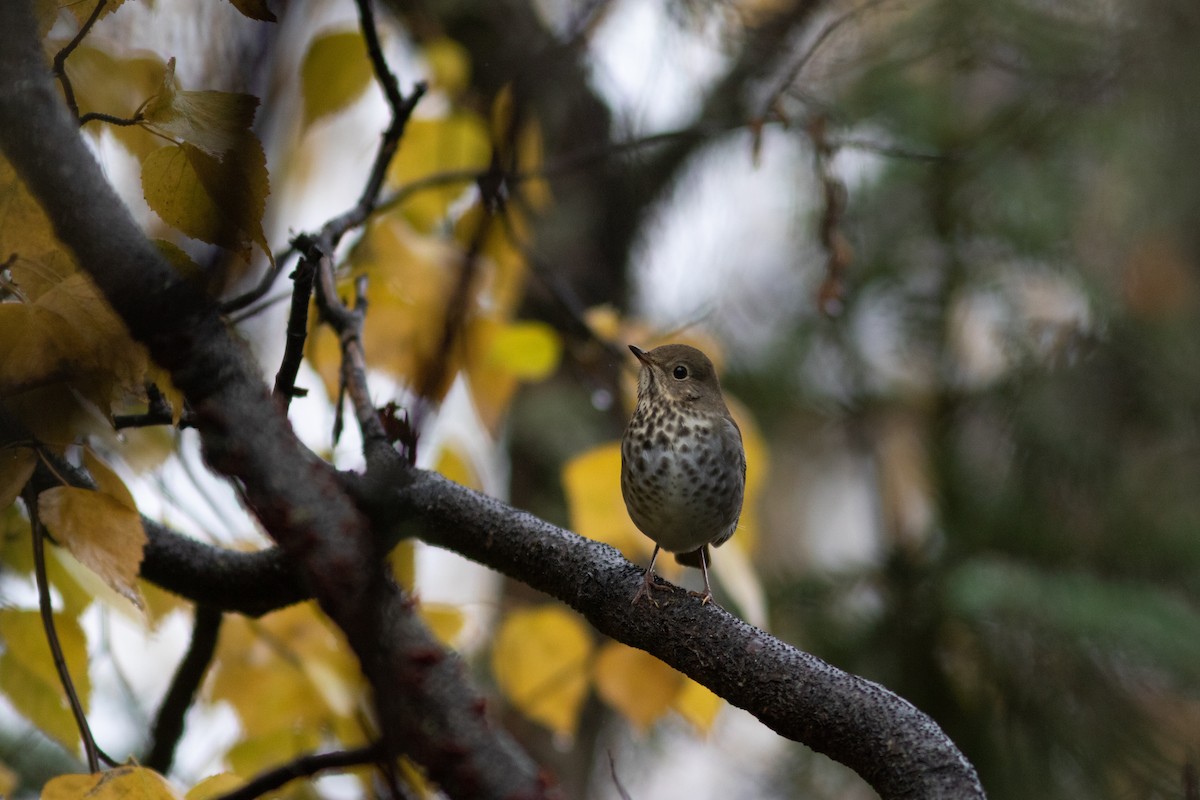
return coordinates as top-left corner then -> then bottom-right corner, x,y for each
673,677 -> 723,734
38,484 -> 146,609
593,641 -> 682,731
300,30 -> 375,128
142,58 -> 259,158
491,605 -> 592,738
464,317 -> 561,432
562,442 -> 654,563
184,773 -> 243,800
141,139 -> 270,263
208,603 -> 364,739
41,766 -> 183,800
0,608 -> 89,750
308,217 -> 458,400
61,44 -> 163,158
0,447 -> 35,511
385,113 -> 491,231
423,37 -> 471,98
420,603 -> 466,647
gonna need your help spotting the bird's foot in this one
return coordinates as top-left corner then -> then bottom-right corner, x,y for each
687,588 -> 714,606
631,572 -> 672,606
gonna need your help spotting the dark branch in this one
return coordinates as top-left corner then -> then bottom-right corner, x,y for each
368,469 -> 987,800
271,254 -> 316,406
0,4 -> 548,797
51,0 -> 107,121
144,605 -> 223,773
215,742 -> 385,800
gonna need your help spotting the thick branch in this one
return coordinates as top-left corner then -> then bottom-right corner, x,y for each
374,469 -> 986,800
0,6 -> 545,798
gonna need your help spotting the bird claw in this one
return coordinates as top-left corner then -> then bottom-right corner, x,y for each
688,589 -> 714,606
631,574 -> 671,606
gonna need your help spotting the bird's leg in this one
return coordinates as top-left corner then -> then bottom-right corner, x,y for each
688,546 -> 714,605
632,545 -> 671,605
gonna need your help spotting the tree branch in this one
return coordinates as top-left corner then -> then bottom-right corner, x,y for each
369,469 -> 986,800
216,742 -> 385,800
0,5 -> 547,798
144,605 -> 223,773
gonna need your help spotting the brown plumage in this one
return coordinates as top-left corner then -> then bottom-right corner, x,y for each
620,343 -> 746,604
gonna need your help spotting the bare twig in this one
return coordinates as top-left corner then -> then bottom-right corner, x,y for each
311,255 -> 388,447
24,485 -> 101,773
144,605 -> 223,773
219,247 -> 297,316
271,254 -> 316,406
51,0 -> 107,121
761,0 -> 896,119
214,742 -> 385,800
79,111 -> 144,127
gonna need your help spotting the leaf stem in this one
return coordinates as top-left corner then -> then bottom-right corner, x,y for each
24,486 -> 101,773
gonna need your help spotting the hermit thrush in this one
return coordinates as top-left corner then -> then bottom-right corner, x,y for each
620,344 -> 746,605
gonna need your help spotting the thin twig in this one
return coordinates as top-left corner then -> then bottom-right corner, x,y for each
760,0 -> 896,119
219,246 -> 297,315
79,111 -> 144,127
411,201 -> 494,430
214,742 -> 385,800
144,605 -> 223,773
271,254 -> 316,407
24,486 -> 101,773
312,256 -> 387,446
52,0 -> 107,121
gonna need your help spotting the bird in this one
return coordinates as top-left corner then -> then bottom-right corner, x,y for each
620,343 -> 746,605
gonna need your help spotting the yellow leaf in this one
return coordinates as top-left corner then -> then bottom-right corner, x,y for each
0,303 -> 85,393
308,218 -> 458,400
433,445 -> 480,491
1,385 -> 113,449
300,30 -> 375,128
385,113 -> 491,231
423,38 -> 471,98
185,773 -> 242,800
0,760 -> 16,797
0,608 -> 90,749
464,316 -> 559,433
0,447 -> 36,510
208,603 -> 363,738
0,155 -> 75,295
82,448 -> 136,510
63,0 -> 127,27
672,677 -> 723,733
484,320 -> 561,380
41,766 -> 183,800
61,44 -> 163,158
38,486 -> 146,608
419,603 -> 465,647
593,641 -> 682,731
226,728 -> 322,779
35,272 -> 150,405
389,539 -> 415,590
562,443 -> 653,563
142,58 -> 259,158
491,605 -> 592,738
725,396 -> 768,554
153,239 -> 204,282
141,139 -> 271,264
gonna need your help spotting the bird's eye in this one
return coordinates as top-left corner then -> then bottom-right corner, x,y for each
673,365 -> 688,379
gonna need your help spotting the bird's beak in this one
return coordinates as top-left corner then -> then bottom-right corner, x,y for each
628,344 -> 650,365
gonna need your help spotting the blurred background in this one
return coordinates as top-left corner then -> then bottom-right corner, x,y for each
6,0 -> 1200,798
